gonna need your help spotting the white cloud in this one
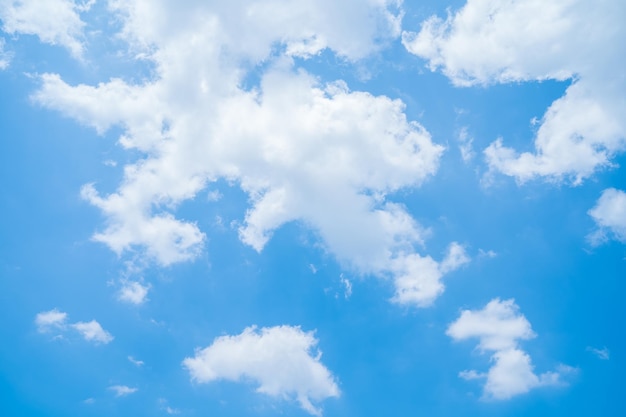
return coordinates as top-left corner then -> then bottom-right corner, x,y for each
0,37 -> 10,69
588,188 -> 626,244
183,325 -> 339,416
72,320 -> 114,344
403,0 -> 626,184
31,0 -> 466,307
109,385 -> 138,397
340,274 -> 352,299
118,280 -> 150,305
392,242 -> 469,307
448,298 -> 570,400
457,127 -> 475,163
128,355 -> 144,367
35,308 -> 68,332
586,346 -> 610,360
35,310 -> 113,344
0,0 -> 93,59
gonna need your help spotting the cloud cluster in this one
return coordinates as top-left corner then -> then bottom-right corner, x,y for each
0,0 -> 93,59
447,299 -> 571,399
31,0 -> 467,306
588,188 -> 626,245
403,0 -> 626,184
35,309 -> 113,344
183,325 -> 339,416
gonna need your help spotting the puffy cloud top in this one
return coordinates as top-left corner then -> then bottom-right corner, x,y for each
183,325 -> 339,415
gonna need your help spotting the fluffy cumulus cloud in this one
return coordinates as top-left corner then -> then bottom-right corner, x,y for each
32,0 -> 466,306
0,0 -> 93,58
403,0 -> 626,184
447,299 -> 570,400
183,325 -> 339,415
35,309 -> 113,344
588,188 -> 626,245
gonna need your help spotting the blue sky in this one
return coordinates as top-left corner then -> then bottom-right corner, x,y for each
1,0 -> 625,416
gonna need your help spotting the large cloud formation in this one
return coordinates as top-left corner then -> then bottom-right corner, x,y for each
28,0 -> 467,306
403,0 -> 626,184
447,299 -> 572,399
183,325 -> 339,415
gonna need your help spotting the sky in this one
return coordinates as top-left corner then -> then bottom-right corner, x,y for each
0,0 -> 625,416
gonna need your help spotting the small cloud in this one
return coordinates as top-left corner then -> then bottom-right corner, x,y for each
459,370 -> 486,380
587,346 -> 610,360
158,398 -> 180,414
72,320 -> 114,344
457,127 -> 475,163
207,190 -> 222,201
83,398 -> 95,405
0,38 -> 11,70
588,188 -> 626,245
128,356 -> 144,367
339,274 -> 352,299
309,264 -> 317,274
109,385 -> 138,397
35,309 -> 68,332
103,159 -> 117,167
118,280 -> 150,305
478,249 -> 497,259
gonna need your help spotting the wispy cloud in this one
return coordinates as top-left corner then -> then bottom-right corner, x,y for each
109,385 -> 138,397
35,310 -> 113,344
587,346 -> 610,360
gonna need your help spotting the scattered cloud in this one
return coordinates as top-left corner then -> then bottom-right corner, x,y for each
403,0 -> 626,184
35,310 -> 113,344
587,346 -> 610,360
588,188 -> 626,245
478,249 -> 498,259
340,274 -> 352,299
0,0 -> 93,59
392,242 -> 469,307
109,385 -> 138,397
183,325 -> 339,416
71,320 -> 114,344
35,308 -> 68,332
457,127 -> 475,163
447,298 -> 571,400
118,280 -> 150,305
128,355 -> 144,367
0,37 -> 10,69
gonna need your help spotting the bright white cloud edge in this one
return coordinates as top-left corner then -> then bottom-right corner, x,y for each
183,325 -> 339,416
